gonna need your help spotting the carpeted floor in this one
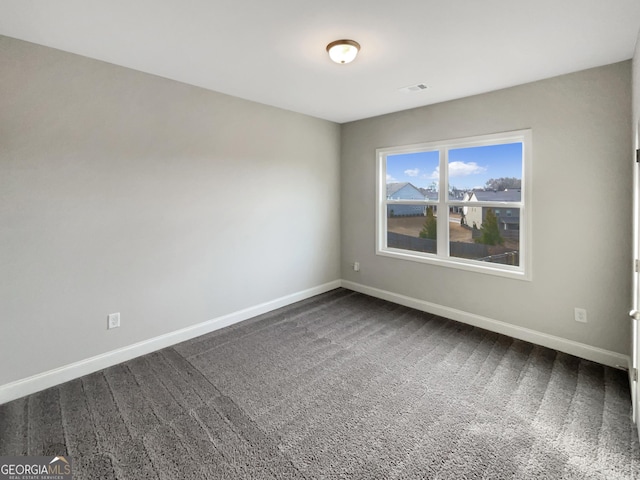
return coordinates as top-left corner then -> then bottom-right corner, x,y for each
1,288 -> 639,479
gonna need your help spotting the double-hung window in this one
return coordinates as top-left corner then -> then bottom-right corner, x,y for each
376,129 -> 531,280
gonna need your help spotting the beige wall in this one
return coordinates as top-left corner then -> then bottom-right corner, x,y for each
341,61 -> 633,355
635,33 -> 640,143
0,36 -> 341,386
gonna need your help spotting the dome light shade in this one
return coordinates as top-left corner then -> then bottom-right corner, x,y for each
326,39 -> 360,64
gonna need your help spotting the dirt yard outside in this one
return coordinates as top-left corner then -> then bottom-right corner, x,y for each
387,213 -> 471,242
387,213 -> 519,250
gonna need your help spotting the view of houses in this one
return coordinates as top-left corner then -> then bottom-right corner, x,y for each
461,189 -> 520,235
386,182 -> 521,265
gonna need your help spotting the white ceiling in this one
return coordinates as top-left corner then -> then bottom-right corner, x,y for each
1,1 -> 639,123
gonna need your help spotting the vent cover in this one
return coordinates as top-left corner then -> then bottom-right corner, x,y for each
399,83 -> 429,93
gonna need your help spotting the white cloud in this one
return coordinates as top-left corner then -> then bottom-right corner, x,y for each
448,161 -> 487,177
386,174 -> 398,183
404,168 -> 419,177
422,162 -> 485,183
425,166 -> 440,180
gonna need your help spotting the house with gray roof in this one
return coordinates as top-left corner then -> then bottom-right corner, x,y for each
467,189 -> 521,203
387,182 -> 427,217
463,189 -> 521,232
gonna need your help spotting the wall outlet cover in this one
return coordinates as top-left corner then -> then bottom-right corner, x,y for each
574,308 -> 587,323
108,312 -> 121,329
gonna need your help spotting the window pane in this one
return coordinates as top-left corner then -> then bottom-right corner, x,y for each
387,206 -> 437,255
387,150 -> 439,201
449,143 -> 522,201
450,207 -> 520,266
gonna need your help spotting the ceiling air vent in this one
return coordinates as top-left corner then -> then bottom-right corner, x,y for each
399,83 -> 429,93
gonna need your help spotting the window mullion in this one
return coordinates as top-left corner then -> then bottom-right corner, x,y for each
438,148 -> 449,257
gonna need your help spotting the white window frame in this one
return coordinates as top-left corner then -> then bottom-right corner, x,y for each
376,129 -> 532,281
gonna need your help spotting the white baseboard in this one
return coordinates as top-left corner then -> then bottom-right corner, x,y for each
1,278 -> 629,405
341,280 -> 630,370
0,280 -> 341,405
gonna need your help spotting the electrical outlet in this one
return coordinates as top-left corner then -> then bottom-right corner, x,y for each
353,261 -> 360,272
108,312 -> 120,329
574,307 -> 587,323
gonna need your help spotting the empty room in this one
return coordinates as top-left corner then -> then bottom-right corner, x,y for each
2,1 -> 640,479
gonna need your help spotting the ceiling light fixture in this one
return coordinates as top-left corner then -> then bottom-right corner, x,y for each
326,39 -> 360,64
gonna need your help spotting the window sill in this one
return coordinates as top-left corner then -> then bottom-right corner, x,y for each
377,248 -> 531,281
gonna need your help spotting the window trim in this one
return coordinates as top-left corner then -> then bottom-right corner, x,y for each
376,129 -> 532,281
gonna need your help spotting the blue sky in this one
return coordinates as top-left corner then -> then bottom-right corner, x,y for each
386,142 -> 522,190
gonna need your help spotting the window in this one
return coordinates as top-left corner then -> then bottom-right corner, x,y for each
377,130 -> 531,280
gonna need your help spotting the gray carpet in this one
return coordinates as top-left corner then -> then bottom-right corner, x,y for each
1,288 -> 639,479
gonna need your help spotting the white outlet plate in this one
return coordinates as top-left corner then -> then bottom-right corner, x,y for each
574,307 -> 587,323
108,312 -> 120,329
353,262 -> 360,272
